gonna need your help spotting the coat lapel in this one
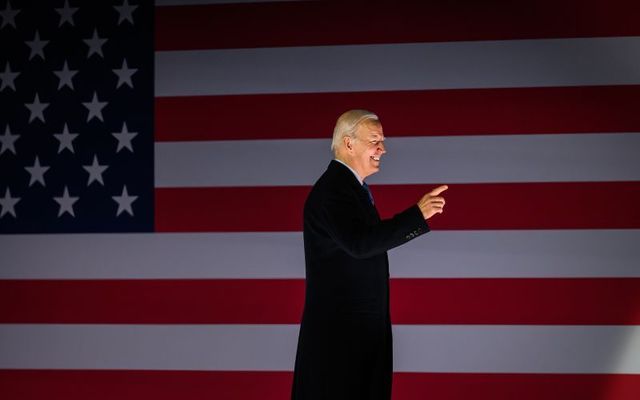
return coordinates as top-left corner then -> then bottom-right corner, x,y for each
329,161 -> 380,223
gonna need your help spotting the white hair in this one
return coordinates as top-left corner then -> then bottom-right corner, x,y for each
331,109 -> 379,154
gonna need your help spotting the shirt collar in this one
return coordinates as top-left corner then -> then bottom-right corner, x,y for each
334,158 -> 363,185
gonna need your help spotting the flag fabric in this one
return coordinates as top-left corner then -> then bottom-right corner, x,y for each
2,0 -> 640,399
0,0 -> 154,233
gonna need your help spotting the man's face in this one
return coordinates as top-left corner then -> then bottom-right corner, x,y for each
348,121 -> 386,180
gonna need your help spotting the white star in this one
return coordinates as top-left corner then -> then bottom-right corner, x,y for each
25,30 -> 49,60
25,93 -> 49,123
83,155 -> 108,186
0,125 -> 19,155
112,185 -> 137,216
55,0 -> 78,27
53,123 -> 78,154
114,0 -> 137,25
0,62 -> 19,91
53,60 -> 78,90
83,28 -> 107,58
82,92 -> 107,122
112,59 -> 137,89
54,186 -> 79,217
25,156 -> 50,187
0,1 -> 19,29
0,188 -> 20,218
112,122 -> 138,152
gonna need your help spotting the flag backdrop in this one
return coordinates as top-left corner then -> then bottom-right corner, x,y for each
2,0 -> 640,398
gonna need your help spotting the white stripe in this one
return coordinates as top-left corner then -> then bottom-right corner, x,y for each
0,324 -> 296,371
155,133 -> 640,187
393,325 -> 640,374
1,324 -> 639,373
2,230 -> 639,279
389,229 -> 640,278
155,37 -> 640,96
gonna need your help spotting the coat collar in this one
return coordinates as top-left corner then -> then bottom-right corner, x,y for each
333,158 -> 363,185
328,160 -> 380,220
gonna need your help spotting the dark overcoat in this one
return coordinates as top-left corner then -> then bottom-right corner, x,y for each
291,160 -> 429,400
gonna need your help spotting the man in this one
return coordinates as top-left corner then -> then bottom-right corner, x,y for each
291,109 -> 447,400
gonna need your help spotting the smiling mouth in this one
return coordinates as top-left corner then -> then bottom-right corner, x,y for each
371,156 -> 381,161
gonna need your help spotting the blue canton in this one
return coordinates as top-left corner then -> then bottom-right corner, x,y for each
0,0 -> 153,233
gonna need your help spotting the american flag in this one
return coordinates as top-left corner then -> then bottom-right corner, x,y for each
2,0 -> 640,399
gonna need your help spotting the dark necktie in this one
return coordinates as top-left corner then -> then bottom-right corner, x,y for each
362,182 -> 375,205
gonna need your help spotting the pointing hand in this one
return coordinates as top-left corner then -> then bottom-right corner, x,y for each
417,185 -> 448,220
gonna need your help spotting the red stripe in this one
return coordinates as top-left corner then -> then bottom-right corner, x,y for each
2,370 -> 640,400
155,1 -> 640,50
393,372 -> 640,400
156,186 -> 309,232
0,370 -> 292,400
2,278 -> 639,325
0,279 -> 305,324
391,278 -> 640,325
155,86 -> 640,141
155,182 -> 640,232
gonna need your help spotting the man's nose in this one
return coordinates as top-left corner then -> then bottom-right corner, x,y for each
378,142 -> 386,154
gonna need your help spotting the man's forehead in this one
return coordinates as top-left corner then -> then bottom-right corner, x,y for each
359,121 -> 384,138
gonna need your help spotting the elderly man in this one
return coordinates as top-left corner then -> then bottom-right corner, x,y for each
291,110 -> 447,400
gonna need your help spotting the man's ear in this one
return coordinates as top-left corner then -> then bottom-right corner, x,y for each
344,136 -> 353,152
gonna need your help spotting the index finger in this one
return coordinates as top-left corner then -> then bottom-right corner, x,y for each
429,185 -> 449,196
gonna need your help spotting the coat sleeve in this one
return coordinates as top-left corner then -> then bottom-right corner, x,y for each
312,189 -> 430,259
